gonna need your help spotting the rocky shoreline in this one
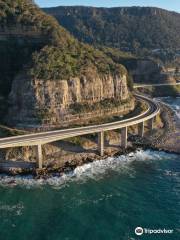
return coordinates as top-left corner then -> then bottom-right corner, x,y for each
32,99 -> 180,178
130,103 -> 180,156
0,98 -> 179,178
36,99 -> 180,177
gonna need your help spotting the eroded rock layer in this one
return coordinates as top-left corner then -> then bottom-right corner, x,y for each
8,70 -> 132,128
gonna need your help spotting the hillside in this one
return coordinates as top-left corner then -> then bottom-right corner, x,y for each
0,0 -> 73,96
0,0 -> 133,128
44,6 -> 180,61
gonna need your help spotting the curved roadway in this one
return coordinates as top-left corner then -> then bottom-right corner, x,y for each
0,94 -> 160,149
134,82 -> 180,88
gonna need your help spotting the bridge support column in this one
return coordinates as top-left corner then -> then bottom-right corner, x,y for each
155,113 -> 159,122
138,122 -> 145,137
36,144 -> 43,169
98,131 -> 104,156
121,127 -> 128,148
148,118 -> 154,131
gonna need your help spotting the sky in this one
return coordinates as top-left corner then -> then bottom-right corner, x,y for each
35,0 -> 180,12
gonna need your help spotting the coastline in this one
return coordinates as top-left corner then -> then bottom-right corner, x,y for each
36,99 -> 180,176
0,95 -> 179,178
132,101 -> 180,154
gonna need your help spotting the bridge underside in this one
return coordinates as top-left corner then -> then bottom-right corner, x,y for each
1,86 -> 161,170
0,116 -> 157,169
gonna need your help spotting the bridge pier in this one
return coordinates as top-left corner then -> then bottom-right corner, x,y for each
98,131 -> 104,156
36,144 -> 43,169
121,127 -> 127,148
148,118 -> 154,131
138,122 -> 145,137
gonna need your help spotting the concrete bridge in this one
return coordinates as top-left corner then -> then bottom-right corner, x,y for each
0,94 -> 160,169
134,82 -> 180,88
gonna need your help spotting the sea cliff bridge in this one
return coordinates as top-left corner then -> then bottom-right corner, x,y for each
0,94 -> 160,169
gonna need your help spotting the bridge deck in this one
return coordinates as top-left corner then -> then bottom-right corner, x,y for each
0,94 -> 160,149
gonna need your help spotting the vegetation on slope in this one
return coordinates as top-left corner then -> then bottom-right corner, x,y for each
0,0 -> 72,45
0,0 -> 128,96
0,0 -> 134,125
0,0 -> 76,98
44,6 -> 180,61
137,85 -> 180,97
31,44 -> 126,80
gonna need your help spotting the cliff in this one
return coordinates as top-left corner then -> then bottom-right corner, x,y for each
124,59 -> 177,84
7,68 -> 132,128
99,47 -> 177,84
0,0 -> 133,129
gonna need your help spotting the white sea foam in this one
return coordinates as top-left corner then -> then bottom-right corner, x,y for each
0,202 -> 24,216
0,149 -> 178,189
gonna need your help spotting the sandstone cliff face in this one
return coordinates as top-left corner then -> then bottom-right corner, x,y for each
7,70 -> 132,128
128,59 -> 177,84
0,0 -> 134,130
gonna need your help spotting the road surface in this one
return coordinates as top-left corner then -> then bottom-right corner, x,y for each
0,94 -> 160,149
134,82 -> 180,88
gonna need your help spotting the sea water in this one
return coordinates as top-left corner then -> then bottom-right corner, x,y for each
0,97 -> 179,240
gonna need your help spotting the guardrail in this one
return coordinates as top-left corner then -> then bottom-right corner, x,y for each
0,94 -> 160,148
0,94 -> 161,168
134,83 -> 180,88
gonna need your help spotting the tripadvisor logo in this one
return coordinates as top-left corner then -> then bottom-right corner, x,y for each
135,227 -> 143,236
135,226 -> 174,236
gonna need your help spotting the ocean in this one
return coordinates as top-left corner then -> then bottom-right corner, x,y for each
0,97 -> 179,240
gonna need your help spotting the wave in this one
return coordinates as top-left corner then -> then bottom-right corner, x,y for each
0,149 -> 178,189
0,202 -> 24,216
